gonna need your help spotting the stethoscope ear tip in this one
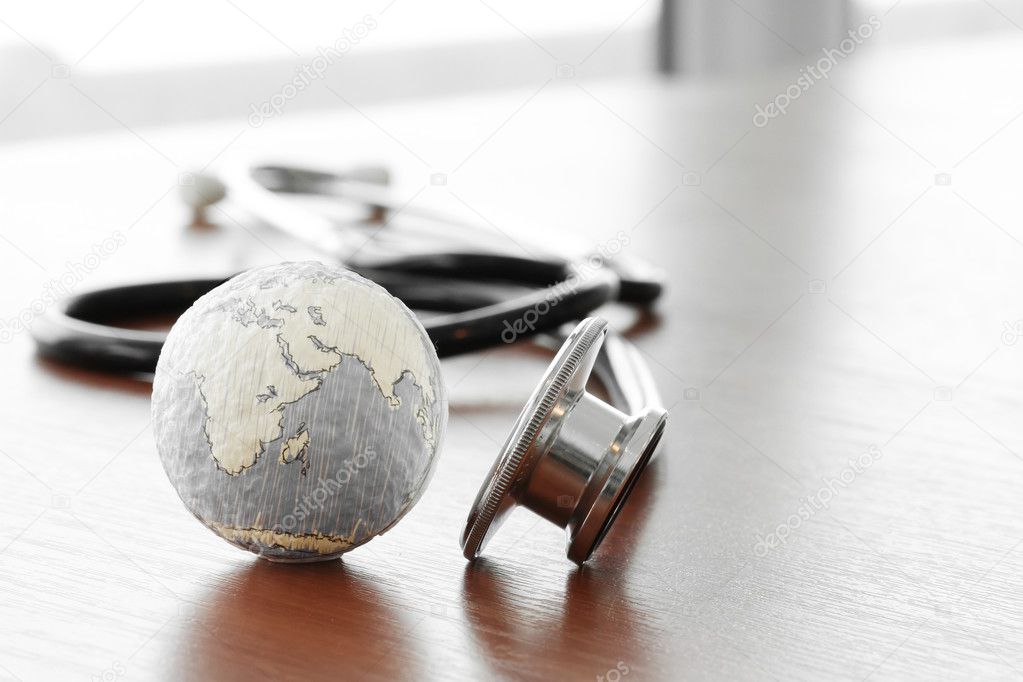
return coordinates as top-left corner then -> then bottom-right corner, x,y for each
178,170 -> 227,225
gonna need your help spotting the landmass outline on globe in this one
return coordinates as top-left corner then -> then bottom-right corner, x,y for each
175,267 -> 440,477
152,262 -> 446,560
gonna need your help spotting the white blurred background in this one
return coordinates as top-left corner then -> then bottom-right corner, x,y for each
1,0 -> 1020,141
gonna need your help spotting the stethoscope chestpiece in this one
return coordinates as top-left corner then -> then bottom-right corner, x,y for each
461,317 -> 666,564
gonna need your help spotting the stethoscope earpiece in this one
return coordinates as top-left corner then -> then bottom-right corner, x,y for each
179,172 -> 227,225
462,317 -> 666,564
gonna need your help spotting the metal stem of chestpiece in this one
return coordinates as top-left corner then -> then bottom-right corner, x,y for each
461,317 -> 667,564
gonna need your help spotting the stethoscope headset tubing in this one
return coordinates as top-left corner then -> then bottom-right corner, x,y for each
30,252 -> 641,375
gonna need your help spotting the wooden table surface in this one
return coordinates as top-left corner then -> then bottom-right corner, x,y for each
2,31 -> 1023,682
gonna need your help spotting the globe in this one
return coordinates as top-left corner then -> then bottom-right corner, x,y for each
151,261 -> 446,561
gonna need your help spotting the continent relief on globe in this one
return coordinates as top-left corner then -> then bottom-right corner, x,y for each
153,264 -> 444,558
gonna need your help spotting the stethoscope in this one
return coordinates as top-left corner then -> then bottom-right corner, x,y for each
30,163 -> 668,563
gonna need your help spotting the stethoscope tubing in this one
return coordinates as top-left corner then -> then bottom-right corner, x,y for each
228,164 -> 664,305
30,255 -> 619,374
31,162 -> 665,377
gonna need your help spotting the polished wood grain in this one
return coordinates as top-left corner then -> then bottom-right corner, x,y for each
2,32 -> 1023,681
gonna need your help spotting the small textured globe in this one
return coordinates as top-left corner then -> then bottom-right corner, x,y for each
152,261 -> 446,561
